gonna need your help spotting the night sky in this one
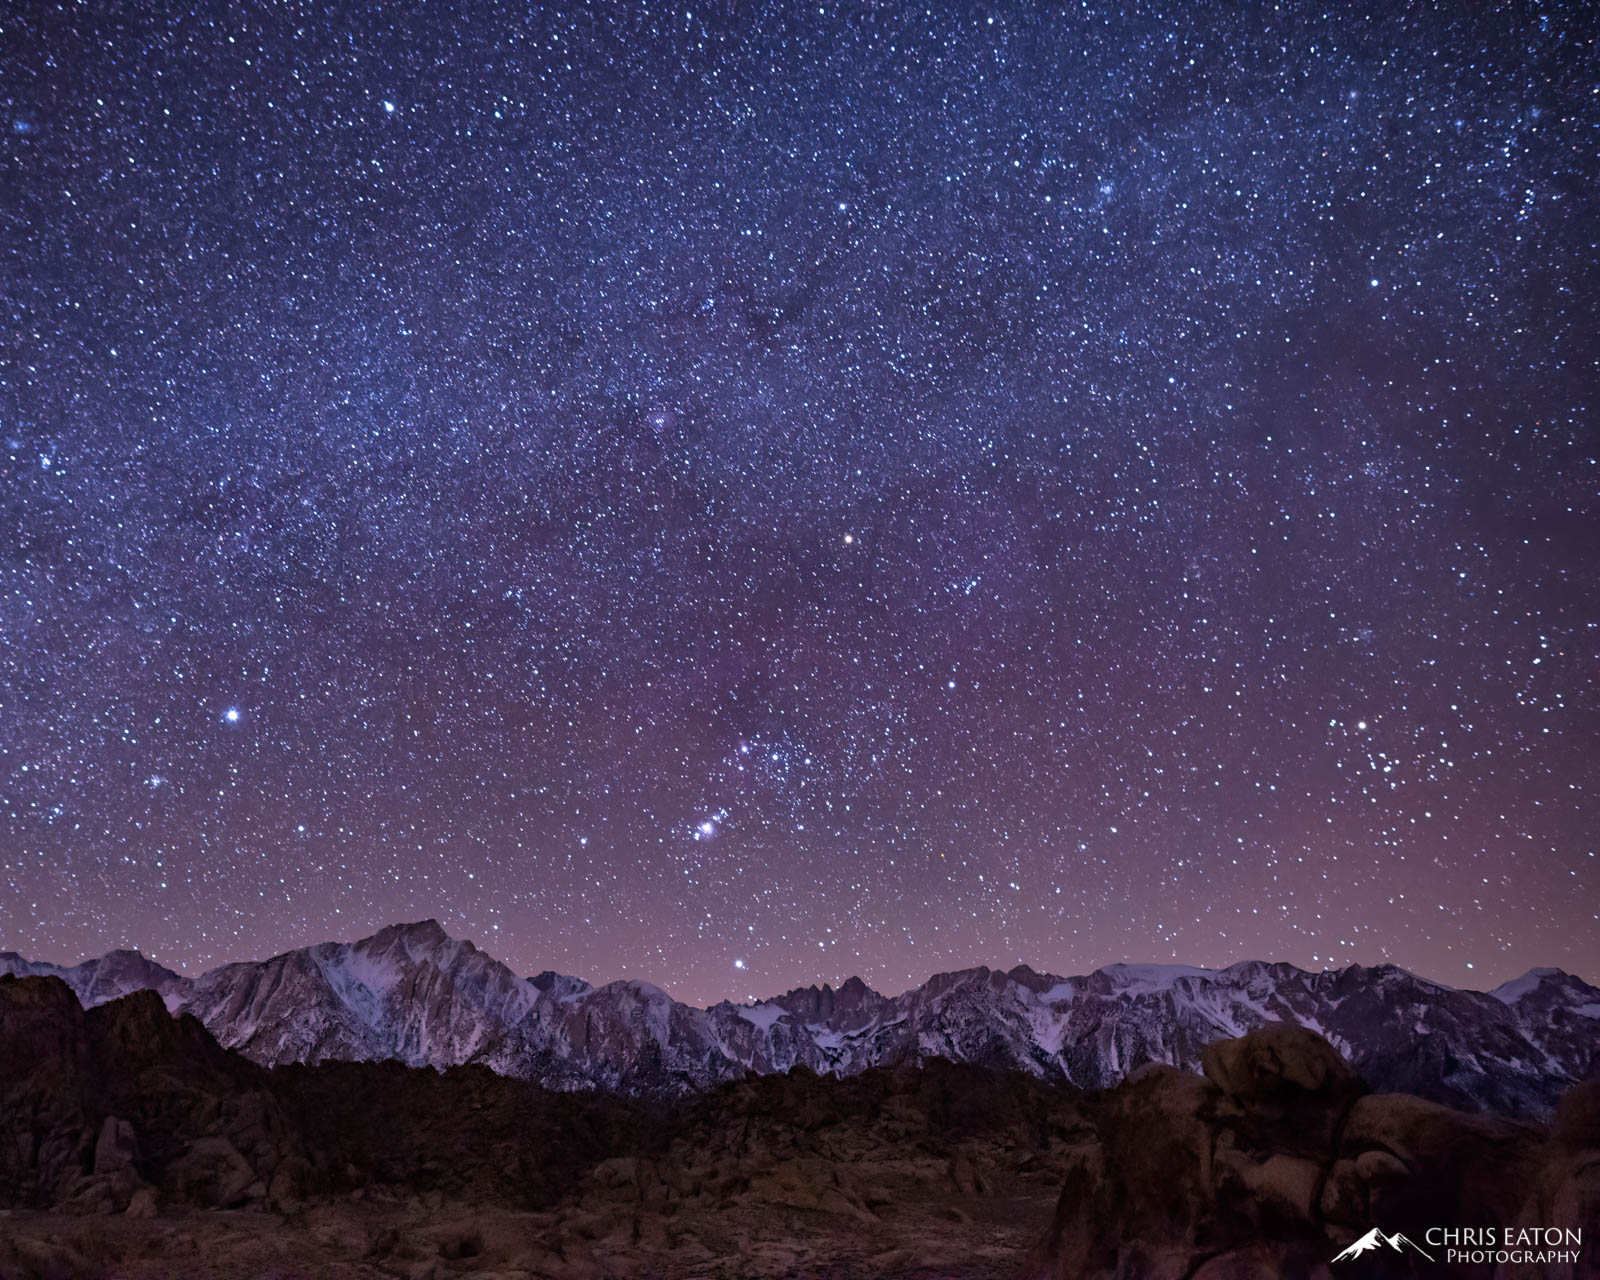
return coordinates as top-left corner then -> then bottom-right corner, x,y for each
3,2 -> 1596,1007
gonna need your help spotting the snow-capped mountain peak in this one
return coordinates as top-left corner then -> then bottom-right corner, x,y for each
4,927 -> 1595,1114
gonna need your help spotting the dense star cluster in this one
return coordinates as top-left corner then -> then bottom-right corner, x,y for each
3,2 -> 1596,1006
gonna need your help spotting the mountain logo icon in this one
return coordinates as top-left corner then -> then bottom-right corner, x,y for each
1331,1227 -> 1436,1263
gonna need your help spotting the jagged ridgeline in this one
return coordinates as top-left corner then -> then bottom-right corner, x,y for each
2,972 -> 1596,1279
5,920 -> 1597,1116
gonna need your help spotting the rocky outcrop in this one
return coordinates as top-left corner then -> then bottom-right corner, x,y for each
1025,1023 -> 1599,1280
7,926 -> 1597,1115
0,974 -> 298,1218
0,971 -> 646,1221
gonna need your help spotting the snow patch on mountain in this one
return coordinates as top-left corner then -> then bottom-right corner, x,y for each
312,944 -> 401,1033
736,1003 -> 787,1031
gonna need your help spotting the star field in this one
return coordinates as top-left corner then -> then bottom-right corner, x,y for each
3,1 -> 1597,1006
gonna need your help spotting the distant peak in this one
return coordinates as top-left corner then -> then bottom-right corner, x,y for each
355,920 -> 463,963
381,919 -> 450,944
1490,967 -> 1572,1004
1006,963 -> 1062,992
91,949 -> 185,985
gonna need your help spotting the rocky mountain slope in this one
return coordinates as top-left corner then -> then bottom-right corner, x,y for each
6,921 -> 1598,1115
1,972 -> 1595,1279
0,971 -> 1082,1278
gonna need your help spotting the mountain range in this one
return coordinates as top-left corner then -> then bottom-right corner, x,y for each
5,920 -> 1597,1115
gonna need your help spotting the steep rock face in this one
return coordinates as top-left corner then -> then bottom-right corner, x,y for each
178,920 -> 543,1071
5,926 -> 1597,1113
545,979 -> 747,1093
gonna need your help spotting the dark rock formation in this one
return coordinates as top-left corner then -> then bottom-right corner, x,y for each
1025,1022 -> 1599,1279
0,973 -> 295,1217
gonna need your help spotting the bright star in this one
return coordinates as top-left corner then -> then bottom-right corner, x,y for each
734,958 -> 745,970
383,100 -> 396,114
224,707 -> 241,724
